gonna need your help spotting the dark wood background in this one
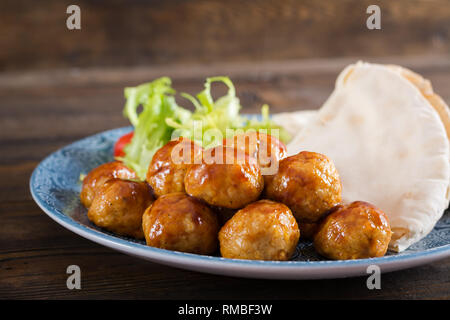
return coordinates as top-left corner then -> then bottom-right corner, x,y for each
1,0 -> 449,299
2,0 -> 450,72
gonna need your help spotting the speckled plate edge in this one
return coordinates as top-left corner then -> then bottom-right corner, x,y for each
30,126 -> 450,280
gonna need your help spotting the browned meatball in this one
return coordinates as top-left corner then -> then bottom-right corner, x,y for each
314,201 -> 392,260
146,137 -> 203,197
142,193 -> 219,254
87,179 -> 153,239
219,200 -> 300,260
212,206 -> 237,226
223,131 -> 287,176
299,222 -> 320,240
80,161 -> 137,208
298,206 -> 343,240
265,151 -> 342,223
185,146 -> 264,209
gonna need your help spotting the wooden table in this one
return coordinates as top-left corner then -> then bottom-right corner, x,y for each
1,56 -> 449,299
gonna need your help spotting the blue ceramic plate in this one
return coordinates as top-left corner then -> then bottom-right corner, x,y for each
30,126 -> 450,279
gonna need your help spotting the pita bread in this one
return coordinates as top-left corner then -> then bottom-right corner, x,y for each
285,62 -> 450,252
272,110 -> 317,137
273,66 -> 450,153
387,65 -> 450,147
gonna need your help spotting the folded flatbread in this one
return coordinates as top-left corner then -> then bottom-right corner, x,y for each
278,62 -> 450,252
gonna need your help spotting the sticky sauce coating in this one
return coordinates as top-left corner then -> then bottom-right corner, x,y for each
184,146 -> 264,209
314,201 -> 392,260
87,179 -> 153,239
146,137 -> 203,197
299,222 -> 320,240
219,200 -> 300,261
80,161 -> 137,208
223,132 -> 287,176
142,193 -> 219,254
264,151 -> 342,223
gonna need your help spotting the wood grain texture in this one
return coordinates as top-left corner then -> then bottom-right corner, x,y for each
1,0 -> 449,71
1,56 -> 450,299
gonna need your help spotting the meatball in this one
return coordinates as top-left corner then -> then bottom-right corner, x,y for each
87,179 -> 153,239
264,151 -> 342,223
298,205 -> 342,240
212,206 -> 237,226
299,222 -> 320,240
142,193 -> 219,254
80,161 -> 137,208
223,131 -> 287,176
184,146 -> 264,209
314,201 -> 392,260
219,200 -> 299,260
146,137 -> 203,197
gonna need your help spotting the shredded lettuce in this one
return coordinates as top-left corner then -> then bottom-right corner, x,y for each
242,104 -> 291,143
119,76 -> 291,180
118,77 -> 190,179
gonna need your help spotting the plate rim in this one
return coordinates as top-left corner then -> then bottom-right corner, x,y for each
29,126 -> 450,278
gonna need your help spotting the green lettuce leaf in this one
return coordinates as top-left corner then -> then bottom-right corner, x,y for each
167,76 -> 290,148
119,76 -> 291,180
119,77 -> 190,179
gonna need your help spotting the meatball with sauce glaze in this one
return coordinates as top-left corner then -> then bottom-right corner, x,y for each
146,137 -> 203,197
87,179 -> 153,239
264,151 -> 342,223
314,201 -> 392,260
80,161 -> 137,208
219,200 -> 300,260
184,146 -> 264,209
213,206 -> 237,226
223,131 -> 287,176
142,193 -> 219,254
299,222 -> 320,240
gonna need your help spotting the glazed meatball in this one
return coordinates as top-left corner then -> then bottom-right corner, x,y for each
219,200 -> 299,260
142,193 -> 219,254
146,137 -> 203,197
265,151 -> 342,223
80,161 -> 137,208
223,131 -> 287,176
212,206 -> 237,226
299,222 -> 320,240
87,179 -> 153,239
298,206 -> 342,240
184,146 -> 264,209
314,201 -> 392,260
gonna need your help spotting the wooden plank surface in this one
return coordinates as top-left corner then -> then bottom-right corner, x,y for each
1,56 -> 449,299
1,0 -> 450,72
